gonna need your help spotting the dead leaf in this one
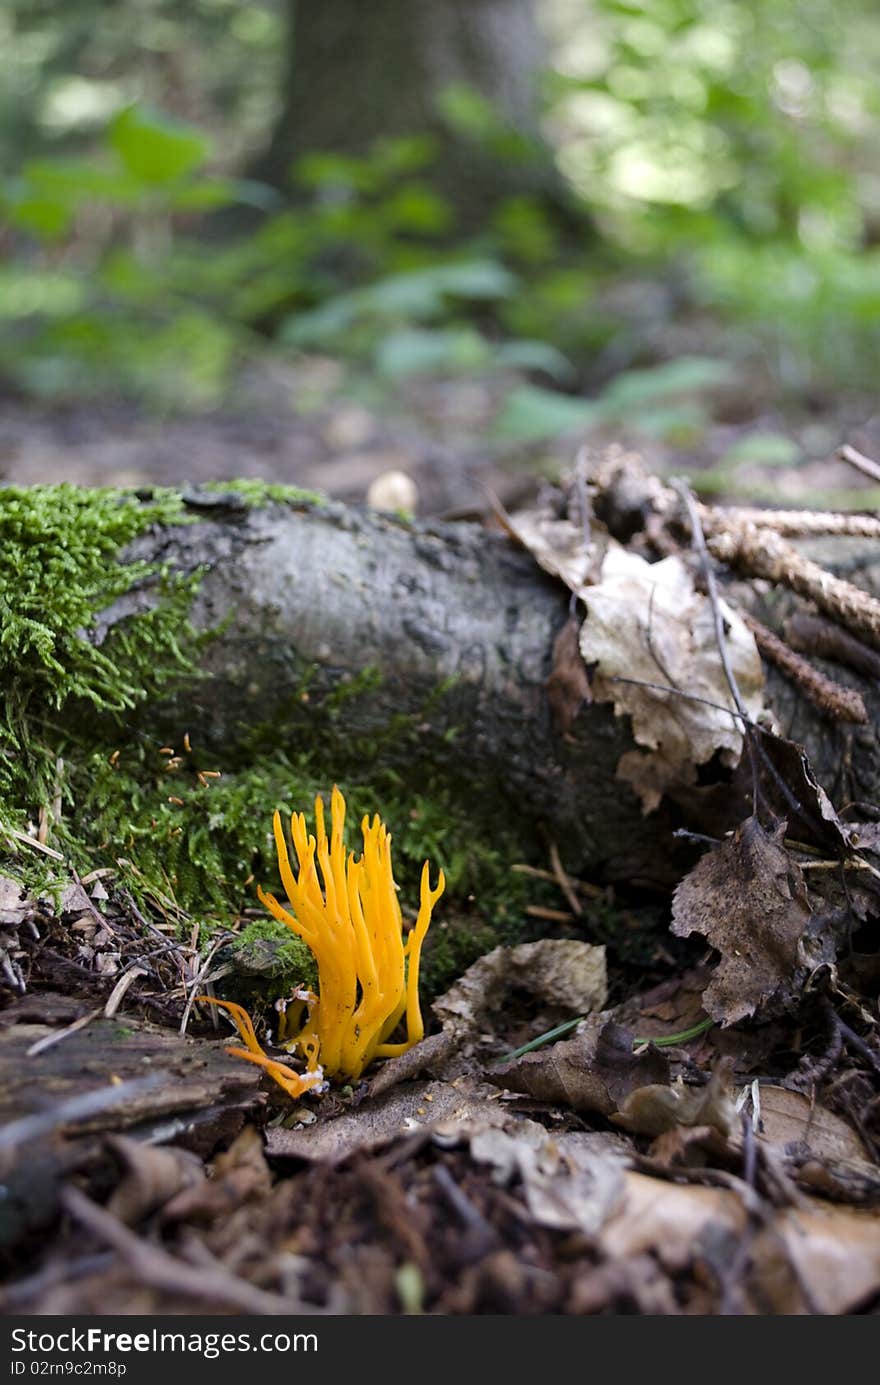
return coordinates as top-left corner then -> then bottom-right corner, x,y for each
0,876 -> 31,927
58,881 -> 96,919
648,1124 -> 730,1168
747,1086 -> 880,1201
265,1077 -> 509,1164
600,1169 -> 880,1312
671,817 -> 834,1024
614,1060 -> 737,1138
365,1029 -> 462,1099
579,545 -> 764,811
162,1125 -> 271,1223
505,505 -> 593,593
600,1170 -> 747,1270
105,1136 -> 205,1225
432,939 -> 607,1035
489,1020 -> 669,1117
545,616 -> 592,734
762,1202 -> 880,1313
469,1126 -> 628,1236
756,1086 -> 869,1164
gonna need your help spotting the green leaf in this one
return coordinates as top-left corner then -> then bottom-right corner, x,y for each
375,326 -> 490,377
494,339 -> 575,382
718,432 -> 801,468
492,385 -> 599,442
600,356 -> 735,409
109,107 -> 209,185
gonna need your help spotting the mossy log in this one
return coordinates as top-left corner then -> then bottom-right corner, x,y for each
105,495 -> 880,889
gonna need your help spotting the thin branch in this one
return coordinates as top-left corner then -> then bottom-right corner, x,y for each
837,443 -> 880,486
702,504 -> 880,539
61,1184 -> 310,1316
671,479 -> 751,727
672,478 -> 761,813
741,611 -> 868,724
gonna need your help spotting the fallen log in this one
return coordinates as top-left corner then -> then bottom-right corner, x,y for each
109,491 -> 880,887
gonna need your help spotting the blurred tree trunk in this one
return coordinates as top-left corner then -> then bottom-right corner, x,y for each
253,0 -> 574,229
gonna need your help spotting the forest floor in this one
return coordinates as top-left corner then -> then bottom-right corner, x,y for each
1,371 -> 880,1316
3,364 -> 880,518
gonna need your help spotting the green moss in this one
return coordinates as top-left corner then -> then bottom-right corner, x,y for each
0,484 -> 189,714
200,479 -> 324,507
0,482 -> 549,1002
229,917 -> 317,991
0,484 -> 201,842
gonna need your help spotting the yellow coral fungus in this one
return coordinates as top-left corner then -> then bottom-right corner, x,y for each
259,786 -> 445,1082
202,788 -> 445,1100
198,996 -> 324,1099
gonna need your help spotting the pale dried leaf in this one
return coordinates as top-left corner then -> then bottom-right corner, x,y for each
264,1077 -> 508,1164
579,546 -> 764,811
58,881 -> 95,918
505,506 -> 592,593
600,1171 -> 880,1312
0,876 -> 30,927
433,939 -> 607,1034
756,1087 -> 869,1165
600,1171 -> 747,1270
469,1126 -> 628,1235
764,1203 -> 880,1314
365,1029 -> 462,1099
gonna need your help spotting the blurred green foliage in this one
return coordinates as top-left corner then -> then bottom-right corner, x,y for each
2,0 -> 879,416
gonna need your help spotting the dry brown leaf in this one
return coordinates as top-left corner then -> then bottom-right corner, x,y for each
760,1202 -> 880,1313
648,1123 -> 730,1168
579,545 -> 764,811
600,1170 -> 880,1311
364,1029 -> 462,1099
749,1086 -> 879,1202
600,1171 -> 747,1270
614,1059 -> 737,1138
756,1086 -> 869,1164
105,1136 -> 205,1225
545,615 -> 592,733
755,735 -> 860,853
489,1020 -> 669,1117
671,817 -> 834,1024
469,1126 -> 628,1235
432,939 -> 607,1035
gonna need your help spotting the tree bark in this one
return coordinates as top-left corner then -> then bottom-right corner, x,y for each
116,497 -> 880,888
254,0 -> 570,229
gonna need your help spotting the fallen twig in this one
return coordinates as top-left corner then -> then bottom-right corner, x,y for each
837,443 -> 880,486
708,523 -> 880,650
741,612 -> 868,723
61,1184 -> 309,1315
